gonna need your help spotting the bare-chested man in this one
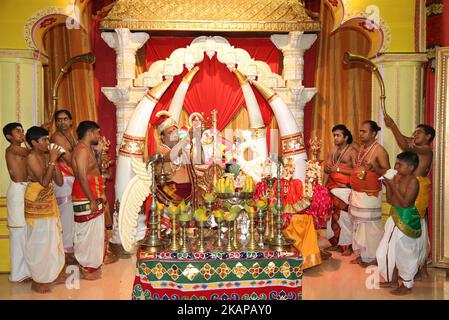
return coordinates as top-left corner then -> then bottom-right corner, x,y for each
3,122 -> 31,282
376,151 -> 421,295
384,112 -> 435,278
50,109 -> 77,263
71,121 -> 105,280
349,120 -> 390,267
323,125 -> 358,256
24,126 -> 66,293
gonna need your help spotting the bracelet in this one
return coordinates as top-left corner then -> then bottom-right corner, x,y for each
48,161 -> 56,166
106,225 -> 113,230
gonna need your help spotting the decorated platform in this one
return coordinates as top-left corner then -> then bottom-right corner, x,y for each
132,248 -> 303,300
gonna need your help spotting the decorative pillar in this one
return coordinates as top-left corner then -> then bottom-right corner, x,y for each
101,28 -> 149,152
270,31 -> 318,138
371,53 -> 428,167
0,49 -> 46,272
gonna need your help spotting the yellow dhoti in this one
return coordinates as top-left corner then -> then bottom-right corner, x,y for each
415,176 -> 431,266
415,176 -> 430,218
283,214 -> 322,269
24,182 -> 65,284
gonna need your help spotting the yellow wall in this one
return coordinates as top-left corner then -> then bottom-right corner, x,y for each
0,0 -> 69,49
0,0 -> 418,52
348,0 -> 417,52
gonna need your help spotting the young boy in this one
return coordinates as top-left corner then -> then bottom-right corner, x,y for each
3,122 -> 31,282
24,126 -> 66,293
376,151 -> 421,295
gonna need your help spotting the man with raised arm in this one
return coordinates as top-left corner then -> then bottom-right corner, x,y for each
383,113 -> 434,278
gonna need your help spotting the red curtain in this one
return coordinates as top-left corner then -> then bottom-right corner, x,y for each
145,37 -> 279,154
90,0 -> 117,210
303,0 -> 321,147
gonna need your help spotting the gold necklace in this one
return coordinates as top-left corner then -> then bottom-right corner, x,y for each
357,141 -> 378,166
333,144 -> 350,166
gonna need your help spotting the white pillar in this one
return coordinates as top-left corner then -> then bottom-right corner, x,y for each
270,31 -> 318,140
100,28 -> 149,252
101,28 -> 149,152
370,53 -> 428,167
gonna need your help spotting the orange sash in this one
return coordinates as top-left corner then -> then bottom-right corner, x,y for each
350,168 -> 381,196
72,176 -> 105,201
57,160 -> 74,177
327,165 -> 352,190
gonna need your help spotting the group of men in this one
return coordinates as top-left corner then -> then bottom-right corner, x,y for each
323,115 -> 434,295
3,110 -> 114,293
2,105 -> 436,296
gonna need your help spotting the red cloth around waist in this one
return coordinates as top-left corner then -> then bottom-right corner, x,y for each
327,165 -> 352,190
72,176 -> 104,201
350,169 -> 381,196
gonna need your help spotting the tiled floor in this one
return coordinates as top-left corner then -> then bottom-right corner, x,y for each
1,236 -> 448,300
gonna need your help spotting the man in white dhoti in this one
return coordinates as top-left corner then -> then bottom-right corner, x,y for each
51,110 -> 77,263
3,122 -> 31,282
72,121 -> 105,280
376,152 -> 421,295
349,121 -> 390,266
323,124 -> 358,256
24,126 -> 66,293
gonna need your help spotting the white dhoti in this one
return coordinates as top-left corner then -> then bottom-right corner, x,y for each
376,217 -> 420,288
417,218 -> 429,267
349,191 -> 384,263
73,201 -> 105,272
25,218 -> 65,283
7,181 -> 31,282
54,176 -> 75,253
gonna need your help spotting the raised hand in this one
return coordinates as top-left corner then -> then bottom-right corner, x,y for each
49,143 -> 63,162
384,112 -> 395,128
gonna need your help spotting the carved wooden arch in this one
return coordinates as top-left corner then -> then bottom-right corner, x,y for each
135,36 -> 286,89
24,0 -> 90,56
325,0 -> 392,58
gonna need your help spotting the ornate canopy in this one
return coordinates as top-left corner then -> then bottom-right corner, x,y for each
100,0 -> 320,33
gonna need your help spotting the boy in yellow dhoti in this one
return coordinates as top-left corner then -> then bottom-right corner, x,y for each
24,126 -> 66,293
383,113 -> 435,279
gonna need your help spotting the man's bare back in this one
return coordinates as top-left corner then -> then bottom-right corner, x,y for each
388,175 -> 419,207
72,143 -> 101,179
5,145 -> 29,182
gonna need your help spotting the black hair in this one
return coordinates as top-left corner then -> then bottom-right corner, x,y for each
76,121 -> 100,140
332,124 -> 353,144
25,126 -> 49,146
416,124 -> 435,143
54,109 -> 72,121
3,122 -> 23,142
397,151 -> 419,170
363,120 -> 381,133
